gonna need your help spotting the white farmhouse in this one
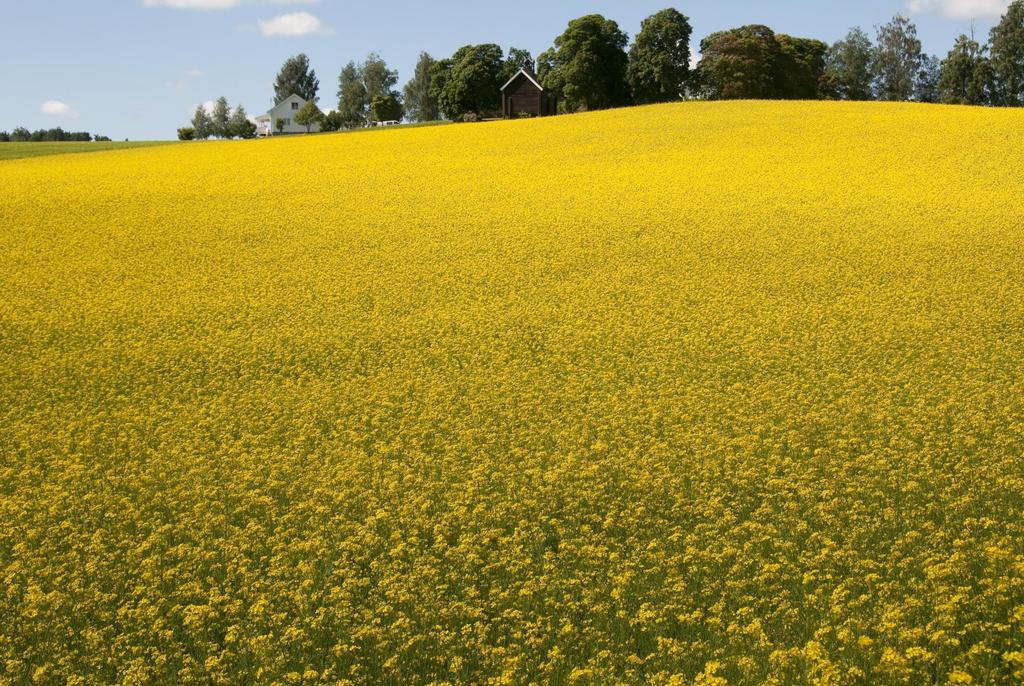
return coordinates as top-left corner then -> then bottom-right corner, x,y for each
255,94 -> 321,136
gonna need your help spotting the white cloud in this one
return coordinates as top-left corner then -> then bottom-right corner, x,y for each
185,100 -> 217,117
908,0 -> 1010,18
143,0 -> 317,8
257,11 -> 332,36
40,100 -> 79,118
144,0 -> 240,8
166,68 -> 204,89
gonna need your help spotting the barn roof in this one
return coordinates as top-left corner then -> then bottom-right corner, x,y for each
501,68 -> 544,92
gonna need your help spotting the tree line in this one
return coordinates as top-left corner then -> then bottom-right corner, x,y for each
180,97 -> 257,141
0,128 -> 111,143
180,1 -> 1024,136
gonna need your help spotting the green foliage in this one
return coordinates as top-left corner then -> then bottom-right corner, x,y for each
274,53 -> 319,105
500,47 -> 536,85
431,44 -> 505,120
0,131 -> 9,143
177,127 -> 195,141
776,35 -> 829,99
337,61 -> 369,128
696,26 -> 826,101
370,94 -> 404,123
627,8 -> 693,104
872,15 -> 922,101
210,96 -> 230,139
321,110 -> 345,132
294,101 -> 324,133
990,0 -> 1024,105
229,106 -> 257,139
403,52 -> 440,123
915,54 -> 941,103
362,53 -> 399,102
336,54 -> 400,127
940,35 -> 996,105
191,105 -> 212,140
539,14 -> 630,112
824,27 -> 875,101
275,117 -> 285,134
6,128 -> 93,143
696,25 -> 781,99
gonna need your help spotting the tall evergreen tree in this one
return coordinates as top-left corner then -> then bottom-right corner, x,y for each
627,8 -> 693,104
274,53 -> 319,105
990,0 -> 1024,105
872,15 -> 922,101
539,14 -> 631,112
824,27 -> 875,100
403,52 -> 439,122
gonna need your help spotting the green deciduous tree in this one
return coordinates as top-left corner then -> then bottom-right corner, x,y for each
627,8 -> 693,104
362,53 -> 399,102
370,94 -> 404,123
337,54 -> 401,126
337,61 -> 368,128
500,47 -> 536,85
274,53 -> 319,105
539,15 -> 630,112
915,54 -> 941,103
696,25 -> 781,99
873,15 -> 922,101
431,44 -> 505,120
321,110 -> 344,132
191,105 -> 212,140
696,26 -> 826,100
229,106 -> 257,139
990,0 -> 1024,105
294,100 -> 324,133
210,96 -> 230,138
177,126 -> 195,141
940,34 -> 995,105
403,52 -> 440,123
824,27 -> 875,100
776,35 -> 829,99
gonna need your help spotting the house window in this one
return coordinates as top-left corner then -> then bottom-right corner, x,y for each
291,102 -> 299,110
283,119 -> 290,125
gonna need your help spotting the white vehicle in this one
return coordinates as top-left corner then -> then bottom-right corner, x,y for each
372,120 -> 401,127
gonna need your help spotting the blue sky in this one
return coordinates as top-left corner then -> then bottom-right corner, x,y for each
0,0 -> 1013,140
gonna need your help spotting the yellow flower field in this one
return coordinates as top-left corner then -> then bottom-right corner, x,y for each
2,101 -> 1023,685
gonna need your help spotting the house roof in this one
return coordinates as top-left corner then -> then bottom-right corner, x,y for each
501,68 -> 544,92
266,94 -> 309,116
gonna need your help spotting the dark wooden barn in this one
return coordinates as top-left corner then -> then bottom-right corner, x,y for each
501,69 -> 558,118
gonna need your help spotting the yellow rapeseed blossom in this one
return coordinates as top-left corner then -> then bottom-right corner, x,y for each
1,101 -> 1024,684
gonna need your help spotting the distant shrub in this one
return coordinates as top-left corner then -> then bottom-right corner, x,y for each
177,127 -> 195,141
